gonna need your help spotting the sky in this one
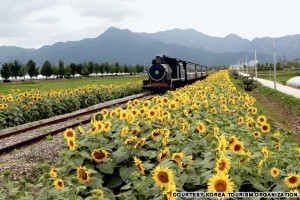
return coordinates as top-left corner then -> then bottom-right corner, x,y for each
1,0 -> 300,48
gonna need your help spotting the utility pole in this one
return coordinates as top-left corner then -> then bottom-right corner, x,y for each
255,50 -> 257,81
273,39 -> 276,90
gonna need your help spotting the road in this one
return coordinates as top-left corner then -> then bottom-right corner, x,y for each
238,72 -> 300,99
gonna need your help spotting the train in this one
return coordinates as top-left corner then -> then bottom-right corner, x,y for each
142,55 -> 207,92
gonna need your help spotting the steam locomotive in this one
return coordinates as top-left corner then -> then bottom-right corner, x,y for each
142,55 -> 207,92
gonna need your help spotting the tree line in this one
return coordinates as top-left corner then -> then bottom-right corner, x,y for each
0,59 -> 146,82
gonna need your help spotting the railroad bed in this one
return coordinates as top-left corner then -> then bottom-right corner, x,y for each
0,92 -> 152,154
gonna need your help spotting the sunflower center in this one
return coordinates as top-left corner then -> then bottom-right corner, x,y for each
158,172 -> 169,183
79,169 -> 88,180
289,176 -> 297,184
273,170 -> 278,175
228,138 -> 234,145
260,118 -> 264,122
69,140 -> 74,147
218,161 -> 226,171
234,144 -> 241,151
58,181 -> 63,187
161,152 -> 168,160
94,150 -> 105,159
137,163 -> 143,172
150,111 -> 155,116
153,131 -> 160,136
215,180 -> 227,192
263,125 -> 268,130
67,131 -> 74,137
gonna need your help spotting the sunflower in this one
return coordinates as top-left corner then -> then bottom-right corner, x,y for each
162,136 -> 169,147
239,151 -> 251,165
142,100 -> 151,108
207,173 -> 234,192
76,166 -> 91,184
181,122 -> 190,134
171,152 -> 184,164
152,166 -> 175,189
54,178 -> 64,190
157,148 -> 170,162
92,189 -> 104,199
133,99 -> 140,106
147,109 -> 156,119
50,168 -> 58,178
252,131 -> 261,138
151,129 -> 163,140
119,110 -> 128,120
214,155 -> 231,174
210,107 -> 217,114
228,135 -> 238,147
100,108 -> 109,117
124,136 -> 137,146
133,157 -> 145,175
213,127 -> 219,138
270,167 -> 280,178
257,115 -> 267,124
131,109 -> 139,117
260,123 -> 270,133
103,121 -> 112,132
162,96 -> 169,105
196,121 -> 206,134
67,139 -> 77,151
237,117 -> 244,125
91,148 -> 109,163
133,137 -> 146,149
78,126 -> 84,134
63,128 -> 76,140
261,147 -> 269,158
284,172 -> 300,188
230,141 -> 245,154
120,126 -> 129,137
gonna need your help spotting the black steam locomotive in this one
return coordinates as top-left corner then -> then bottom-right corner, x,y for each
142,55 -> 207,92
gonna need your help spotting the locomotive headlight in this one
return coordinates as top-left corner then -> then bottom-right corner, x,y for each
155,70 -> 159,75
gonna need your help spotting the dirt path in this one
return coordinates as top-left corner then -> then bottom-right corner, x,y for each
250,89 -> 300,137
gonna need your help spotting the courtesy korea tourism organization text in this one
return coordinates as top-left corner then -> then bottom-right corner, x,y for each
172,192 -> 298,198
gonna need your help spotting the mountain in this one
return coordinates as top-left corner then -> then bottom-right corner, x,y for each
1,27 -> 300,66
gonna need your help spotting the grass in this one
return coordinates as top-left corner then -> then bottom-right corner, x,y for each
247,69 -> 300,85
230,73 -> 300,141
0,75 -> 147,95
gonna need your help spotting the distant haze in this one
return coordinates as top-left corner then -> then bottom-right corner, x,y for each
0,0 -> 300,48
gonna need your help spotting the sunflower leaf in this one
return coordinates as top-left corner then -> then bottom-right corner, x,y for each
96,162 -> 115,174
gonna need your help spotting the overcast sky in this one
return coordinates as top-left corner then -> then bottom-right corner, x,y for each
1,0 -> 299,48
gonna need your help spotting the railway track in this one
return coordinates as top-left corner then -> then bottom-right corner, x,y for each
0,92 -> 152,154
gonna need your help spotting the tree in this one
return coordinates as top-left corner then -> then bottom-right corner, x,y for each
87,61 -> 94,75
76,64 -> 83,75
114,62 -> 120,73
19,65 -> 27,80
94,63 -> 100,76
10,60 -> 23,81
0,63 -> 12,81
69,63 -> 77,77
27,59 -> 37,80
104,62 -> 109,73
41,60 -> 53,79
64,66 -> 71,78
58,60 -> 65,78
34,67 -> 39,79
99,63 -> 105,75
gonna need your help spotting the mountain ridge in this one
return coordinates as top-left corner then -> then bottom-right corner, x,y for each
0,27 -> 299,66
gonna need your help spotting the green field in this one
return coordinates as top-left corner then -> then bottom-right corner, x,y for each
0,75 -> 147,95
248,69 -> 300,85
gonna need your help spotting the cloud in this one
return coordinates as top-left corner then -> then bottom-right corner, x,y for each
0,0 -> 142,48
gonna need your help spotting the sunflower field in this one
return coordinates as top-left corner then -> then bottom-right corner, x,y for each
0,82 -> 142,129
36,71 -> 300,200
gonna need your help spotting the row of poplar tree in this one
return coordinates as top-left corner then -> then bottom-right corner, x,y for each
0,59 -> 146,81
